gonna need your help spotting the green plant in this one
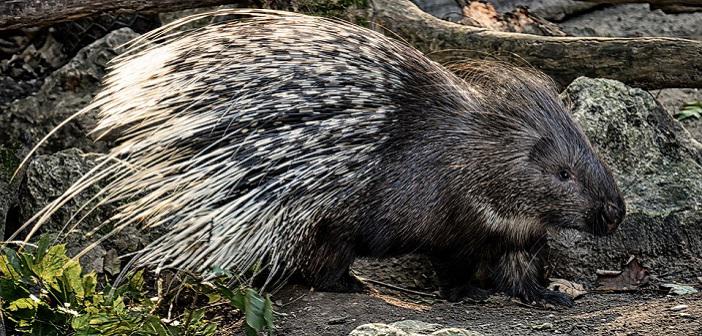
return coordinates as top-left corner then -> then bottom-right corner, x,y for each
675,101 -> 702,121
0,236 -> 275,335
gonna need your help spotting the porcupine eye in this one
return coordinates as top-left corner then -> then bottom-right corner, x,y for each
558,169 -> 572,181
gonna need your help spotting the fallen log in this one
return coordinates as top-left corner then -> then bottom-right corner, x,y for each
576,0 -> 702,6
371,0 -> 702,89
0,0 -> 249,31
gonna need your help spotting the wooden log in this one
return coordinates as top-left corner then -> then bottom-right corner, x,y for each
371,0 -> 702,89
0,0 -> 249,31
577,0 -> 702,6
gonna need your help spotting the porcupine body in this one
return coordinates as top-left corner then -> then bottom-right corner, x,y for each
19,9 -> 625,306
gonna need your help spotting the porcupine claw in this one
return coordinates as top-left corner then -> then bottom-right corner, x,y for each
522,288 -> 574,307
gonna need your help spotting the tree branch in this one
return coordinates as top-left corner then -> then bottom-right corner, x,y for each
577,0 -> 702,6
371,0 -> 702,89
0,0 -> 249,31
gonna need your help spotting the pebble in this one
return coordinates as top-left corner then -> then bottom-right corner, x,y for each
670,304 -> 688,312
531,322 -> 554,330
662,283 -> 698,295
327,315 -> 353,325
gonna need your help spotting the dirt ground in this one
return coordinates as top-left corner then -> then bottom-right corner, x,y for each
273,285 -> 701,335
216,256 -> 702,335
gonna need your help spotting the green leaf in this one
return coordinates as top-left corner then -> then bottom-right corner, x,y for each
35,244 -> 71,286
218,285 -> 245,311
8,297 -> 39,311
0,248 -> 25,280
62,259 -> 84,299
245,325 -> 259,336
129,269 -> 145,292
205,292 -> 221,304
34,235 -> 53,261
676,101 -> 702,121
244,288 -> 267,332
82,272 -> 97,297
0,278 -> 29,302
143,316 -> 170,336
112,296 -> 126,314
263,294 -> 274,330
71,314 -> 91,331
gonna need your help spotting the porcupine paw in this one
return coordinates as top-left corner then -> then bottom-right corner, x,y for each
518,288 -> 574,307
439,284 -> 490,302
315,272 -> 368,293
538,289 -> 574,307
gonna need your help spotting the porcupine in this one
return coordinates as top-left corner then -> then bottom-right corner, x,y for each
15,9 -> 625,306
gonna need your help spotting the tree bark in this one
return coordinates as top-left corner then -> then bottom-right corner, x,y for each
653,5 -> 702,13
0,0 -> 248,31
371,0 -> 702,89
577,0 -> 702,6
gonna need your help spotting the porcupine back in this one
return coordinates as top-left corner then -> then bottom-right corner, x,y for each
16,10 -> 476,284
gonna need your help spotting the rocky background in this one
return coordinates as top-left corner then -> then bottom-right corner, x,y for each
1,0 -> 701,335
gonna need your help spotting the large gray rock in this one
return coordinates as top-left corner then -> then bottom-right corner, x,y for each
490,0 -> 597,21
15,148 -> 150,273
0,28 -> 139,251
410,0 -> 463,22
559,4 -> 702,38
547,77 -> 702,285
0,143 -> 24,240
0,28 -> 139,155
18,148 -> 101,234
653,88 -> 702,144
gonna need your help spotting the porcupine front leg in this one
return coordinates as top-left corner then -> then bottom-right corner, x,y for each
493,249 -> 574,307
301,241 -> 365,292
431,255 -> 489,302
299,220 -> 366,293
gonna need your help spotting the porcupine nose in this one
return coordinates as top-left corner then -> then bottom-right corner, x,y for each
603,200 -> 625,234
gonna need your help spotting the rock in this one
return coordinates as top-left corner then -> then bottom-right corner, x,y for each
670,304 -> 689,311
490,0 -> 598,21
15,148 -> 150,272
410,0 -> 464,22
350,323 -> 407,336
662,284 -> 699,296
349,320 -> 483,336
546,77 -> 702,285
0,28 -> 139,155
392,320 -> 443,334
651,88 -> 702,143
531,322 -> 554,330
559,4 -> 702,38
0,30 -> 68,106
103,248 -> 122,276
0,142 -> 24,239
17,148 -> 101,234
547,278 -> 587,299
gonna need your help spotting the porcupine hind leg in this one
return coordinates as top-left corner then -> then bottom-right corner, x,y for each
299,220 -> 366,293
493,249 -> 574,307
431,255 -> 490,302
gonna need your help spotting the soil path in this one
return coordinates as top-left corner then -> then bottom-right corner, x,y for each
274,285 -> 701,335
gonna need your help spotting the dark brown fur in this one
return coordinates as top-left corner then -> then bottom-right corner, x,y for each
295,62 -> 625,306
